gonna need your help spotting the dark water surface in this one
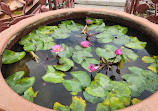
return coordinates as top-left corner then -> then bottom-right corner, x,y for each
1,19 -> 158,110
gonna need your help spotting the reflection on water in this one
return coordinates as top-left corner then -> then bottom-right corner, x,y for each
1,19 -> 158,110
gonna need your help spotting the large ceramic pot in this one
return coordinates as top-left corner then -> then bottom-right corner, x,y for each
0,8 -> 158,111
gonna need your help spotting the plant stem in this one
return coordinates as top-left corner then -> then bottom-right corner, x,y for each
29,51 -> 39,63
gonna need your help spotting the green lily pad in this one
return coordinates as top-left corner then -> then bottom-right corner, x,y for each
37,25 -> 58,34
6,71 -> 35,94
96,103 -> 109,111
148,63 -> 158,73
89,23 -> 106,32
96,32 -> 114,43
125,37 -> 147,50
122,67 -> 146,97
83,91 -> 105,104
42,65 -> 66,83
58,44 -> 73,58
81,58 -> 99,70
19,30 -> 55,52
112,25 -> 128,34
121,47 -> 139,62
2,50 -> 26,64
22,87 -> 38,102
70,96 -> 86,111
53,58 -> 74,71
53,102 -> 70,111
62,71 -> 91,94
96,45 -> 117,60
73,46 -> 92,64
85,81 -> 106,97
131,98 -> 141,105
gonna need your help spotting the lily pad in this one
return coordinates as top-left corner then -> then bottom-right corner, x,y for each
62,71 -> 91,94
81,58 -> 99,70
58,44 -> 73,58
131,98 -> 141,105
6,71 -> 35,94
125,37 -> 147,50
70,96 -> 86,111
73,46 -> 92,64
122,67 -> 146,97
2,50 -> 26,64
96,103 -> 109,111
83,91 -> 105,104
96,45 -> 117,60
22,87 -> 38,102
53,58 -> 74,71
42,65 -> 66,83
53,102 -> 70,111
37,25 -> 58,34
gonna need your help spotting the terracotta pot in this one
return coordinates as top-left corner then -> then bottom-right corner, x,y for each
0,8 -> 158,111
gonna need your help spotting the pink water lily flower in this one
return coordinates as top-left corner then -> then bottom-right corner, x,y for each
81,41 -> 89,48
86,19 -> 90,25
50,44 -> 64,54
88,64 -> 100,72
115,49 -> 123,55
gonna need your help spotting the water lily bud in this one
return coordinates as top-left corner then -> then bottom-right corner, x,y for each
115,49 -> 123,55
81,41 -> 89,48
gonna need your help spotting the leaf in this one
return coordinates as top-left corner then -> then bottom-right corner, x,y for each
148,63 -> 158,73
89,23 -> 106,32
70,96 -> 86,111
72,46 -> 92,64
42,65 -> 66,83
2,50 -> 26,64
62,71 -> 91,94
125,37 -> 147,50
118,58 -> 124,69
112,25 -> 128,34
96,45 -> 117,60
58,44 -> 73,58
53,58 -> 74,71
83,91 -> 105,104
142,70 -> 158,92
142,56 -> 155,63
96,32 -> 114,43
96,103 -> 109,111
131,98 -> 141,105
0,2 -> 12,15
22,87 -> 38,102
122,67 -> 146,97
113,34 -> 130,45
85,81 -> 106,97
81,58 -> 99,70
6,71 -> 35,94
37,25 -> 58,34
53,102 -> 70,111
121,47 -> 139,62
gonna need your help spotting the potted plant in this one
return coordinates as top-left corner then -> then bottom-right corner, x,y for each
0,8 -> 158,111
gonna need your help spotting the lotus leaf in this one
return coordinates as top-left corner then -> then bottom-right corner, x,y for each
53,102 -> 70,111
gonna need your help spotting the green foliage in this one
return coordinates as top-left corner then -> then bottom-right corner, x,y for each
85,73 -> 131,110
53,96 -> 86,111
58,44 -> 73,58
96,103 -> 109,111
37,25 -> 58,34
72,45 -> 92,64
22,87 -> 38,102
122,66 -> 158,97
53,102 -> 70,111
2,50 -> 26,64
86,17 -> 104,25
62,71 -> 91,94
81,58 -> 99,70
142,56 -> 158,73
42,65 -> 66,83
52,20 -> 80,39
53,58 -> 74,71
70,96 -> 86,111
6,71 -> 35,94
19,30 -> 55,52
125,37 -> 147,50
131,98 -> 141,105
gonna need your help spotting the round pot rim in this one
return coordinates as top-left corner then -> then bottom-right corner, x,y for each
0,8 -> 158,111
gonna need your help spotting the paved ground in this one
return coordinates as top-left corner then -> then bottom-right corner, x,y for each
75,0 -> 126,7
75,4 -> 125,12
